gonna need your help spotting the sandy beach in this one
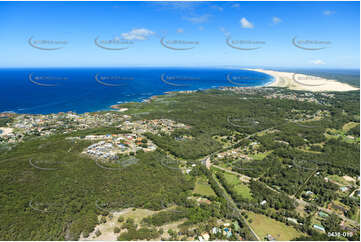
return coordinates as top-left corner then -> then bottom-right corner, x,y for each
110,68 -> 358,111
248,68 -> 359,92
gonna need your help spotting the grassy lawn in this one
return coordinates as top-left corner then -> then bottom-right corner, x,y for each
211,166 -> 224,173
193,177 -> 216,197
218,163 -> 230,169
328,175 -> 349,186
224,173 -> 252,200
248,151 -> 272,160
224,173 -> 239,185
296,147 -> 322,154
118,208 -> 158,224
256,129 -> 279,137
342,122 -> 359,132
295,202 -> 307,217
246,212 -> 304,241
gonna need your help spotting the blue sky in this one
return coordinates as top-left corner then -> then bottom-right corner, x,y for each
0,1 -> 359,69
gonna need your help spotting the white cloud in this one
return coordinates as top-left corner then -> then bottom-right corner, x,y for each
310,59 -> 325,65
323,10 -> 335,15
177,28 -> 184,33
232,3 -> 240,8
272,17 -> 282,24
183,14 -> 211,24
121,28 -> 155,40
240,17 -> 254,29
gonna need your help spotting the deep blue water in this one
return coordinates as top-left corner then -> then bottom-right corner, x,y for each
0,68 -> 274,114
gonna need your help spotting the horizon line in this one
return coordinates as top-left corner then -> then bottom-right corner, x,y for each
0,66 -> 360,71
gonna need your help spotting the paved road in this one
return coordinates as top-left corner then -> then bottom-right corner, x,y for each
349,189 -> 359,198
294,169 -> 318,196
211,174 -> 260,241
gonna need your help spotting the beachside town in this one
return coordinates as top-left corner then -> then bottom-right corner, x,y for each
0,111 -> 192,166
0,111 -> 126,143
0,111 -> 189,144
220,86 -> 335,105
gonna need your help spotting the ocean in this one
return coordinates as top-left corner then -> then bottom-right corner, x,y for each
0,67 -> 274,114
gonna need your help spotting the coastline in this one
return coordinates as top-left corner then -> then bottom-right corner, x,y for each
111,69 -> 359,111
1,68 -> 358,115
110,90 -> 197,110
246,68 -> 359,92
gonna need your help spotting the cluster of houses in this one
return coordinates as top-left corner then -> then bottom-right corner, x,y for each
120,119 -> 190,135
265,92 -> 322,104
312,211 -> 328,233
82,133 -> 156,161
2,111 -> 192,167
286,109 -> 330,125
215,147 -> 251,161
220,86 -> 333,106
1,109 -> 191,150
213,142 -> 262,166
0,127 -> 15,143
86,141 -> 118,160
1,111 -> 127,143
77,118 -> 191,162
220,86 -> 269,95
198,222 -> 237,241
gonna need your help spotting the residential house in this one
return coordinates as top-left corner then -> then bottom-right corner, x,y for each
313,224 -> 325,232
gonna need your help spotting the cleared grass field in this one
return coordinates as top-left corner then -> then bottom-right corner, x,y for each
223,172 -> 239,185
328,175 -> 349,186
248,151 -> 272,160
223,173 -> 252,200
342,122 -> 359,132
193,177 -> 216,197
247,211 -> 304,241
